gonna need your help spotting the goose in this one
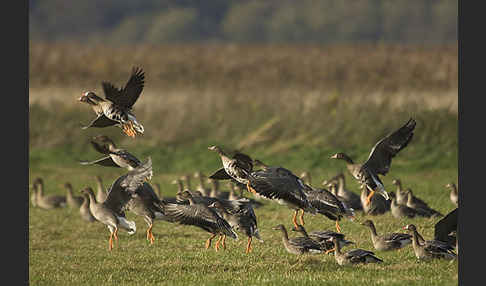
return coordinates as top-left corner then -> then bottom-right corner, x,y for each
162,190 -> 238,251
79,193 -> 96,222
247,163 -> 316,228
328,236 -> 383,266
405,189 -> 442,218
64,182 -> 83,208
81,157 -> 152,250
403,224 -> 456,260
330,118 -> 416,205
79,135 -> 141,170
292,225 -> 354,253
391,179 -> 408,205
360,184 -> 390,215
95,176 -> 108,203
390,192 -> 417,218
79,67 -> 145,138
33,178 -> 66,209
323,173 -> 362,211
445,183 -> 458,206
208,200 -> 262,253
361,219 -> 412,251
272,224 -> 324,255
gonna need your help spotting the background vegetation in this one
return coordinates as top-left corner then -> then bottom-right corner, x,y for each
30,0 -> 457,44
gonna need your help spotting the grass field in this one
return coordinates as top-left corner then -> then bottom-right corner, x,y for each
29,43 -> 458,285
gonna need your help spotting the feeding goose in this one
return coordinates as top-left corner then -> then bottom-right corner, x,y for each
79,67 -> 145,138
330,118 -> 416,206
327,236 -> 383,266
79,135 -> 141,170
162,190 -> 237,251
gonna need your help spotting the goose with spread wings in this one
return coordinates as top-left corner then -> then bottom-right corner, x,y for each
207,146 -> 254,191
330,118 -> 416,206
81,157 -> 152,250
78,67 -> 145,138
79,135 -> 141,170
162,190 -> 238,251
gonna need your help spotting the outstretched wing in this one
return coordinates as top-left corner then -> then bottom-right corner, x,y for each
81,115 -> 118,129
102,67 -> 145,109
79,156 -> 120,168
119,157 -> 153,194
362,118 -> 416,176
209,168 -> 233,180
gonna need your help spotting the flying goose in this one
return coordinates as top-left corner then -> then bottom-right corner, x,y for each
162,190 -> 238,251
208,146 -> 254,191
79,67 -> 145,138
330,118 -> 416,205
208,200 -> 262,253
82,157 -> 152,250
79,135 -> 141,170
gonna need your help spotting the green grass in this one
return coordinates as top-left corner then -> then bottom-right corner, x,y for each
29,140 -> 458,285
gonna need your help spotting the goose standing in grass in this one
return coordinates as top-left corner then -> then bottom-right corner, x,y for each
292,225 -> 354,253
208,200 -> 262,253
79,193 -> 96,222
64,183 -> 83,208
360,184 -> 390,215
390,192 -> 417,218
405,189 -> 442,218
361,220 -> 412,251
81,158 -> 152,251
162,190 -> 237,251
79,135 -> 141,170
324,173 -> 362,211
391,179 -> 408,205
33,178 -> 66,209
272,224 -> 324,255
330,118 -> 416,206
445,183 -> 458,206
194,172 -> 211,196
95,176 -> 108,203
403,224 -> 456,260
328,236 -> 383,266
78,67 -> 145,138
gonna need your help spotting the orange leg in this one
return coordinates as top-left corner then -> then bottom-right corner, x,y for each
215,234 -> 223,251
292,210 -> 299,228
146,224 -> 154,244
114,227 -> 119,242
206,234 -> 217,249
366,190 -> 375,206
221,234 -> 227,250
299,209 -> 305,226
335,220 -> 342,233
325,248 -> 335,254
108,233 -> 114,251
245,237 -> 253,254
247,182 -> 256,194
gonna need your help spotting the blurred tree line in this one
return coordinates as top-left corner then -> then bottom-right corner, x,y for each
29,0 -> 456,44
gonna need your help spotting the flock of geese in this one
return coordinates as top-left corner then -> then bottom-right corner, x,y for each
30,67 -> 458,266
